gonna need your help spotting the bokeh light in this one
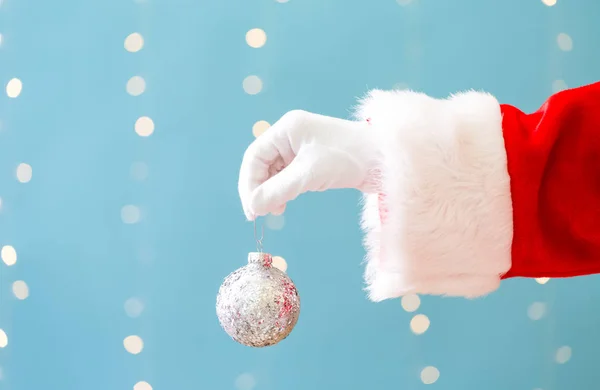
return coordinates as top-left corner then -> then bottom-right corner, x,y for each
272,256 -> 288,272
265,214 -> 285,230
235,373 -> 256,390
557,33 -> 573,51
420,366 -> 440,384
134,381 -> 152,390
1,245 -> 17,266
127,76 -> 146,96
552,79 -> 568,93
12,280 -> 30,300
130,162 -> 149,181
125,33 -> 144,52
243,76 -> 263,95
123,335 -> 144,354
401,294 -> 420,312
121,205 -> 141,224
246,28 -> 267,48
252,120 -> 270,137
393,82 -> 409,90
556,346 -> 572,364
135,116 -> 155,137
410,314 -> 430,335
527,302 -> 546,320
6,78 -> 22,98
0,329 -> 7,348
124,297 -> 145,318
16,163 -> 32,183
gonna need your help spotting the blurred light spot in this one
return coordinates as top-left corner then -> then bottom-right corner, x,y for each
0,197 -> 3,210
420,366 -> 440,384
0,34 -> 3,47
542,0 -> 557,5
124,297 -> 145,318
265,214 -> 285,230
0,329 -> 7,348
401,294 -> 420,312
134,381 -> 152,390
410,314 -> 430,335
124,335 -> 144,354
235,373 -> 256,390
535,277 -> 550,285
135,116 -> 154,137
272,256 -> 288,272
16,163 -> 32,183
552,79 -> 567,93
393,82 -> 409,90
125,32 -> 144,52
137,246 -> 155,265
121,205 -> 141,224
12,280 -> 29,300
130,162 -> 149,181
527,302 -> 546,320
1,245 -> 17,266
243,76 -> 263,95
246,28 -> 267,48
127,76 -> 146,96
555,346 -> 572,364
6,78 -> 22,98
557,33 -> 573,51
407,42 -> 423,59
276,0 -> 289,2
396,0 -> 412,5
252,120 -> 270,137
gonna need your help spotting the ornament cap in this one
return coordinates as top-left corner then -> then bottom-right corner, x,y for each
248,252 -> 273,267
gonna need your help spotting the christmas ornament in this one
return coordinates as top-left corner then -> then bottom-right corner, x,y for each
216,251 -> 301,347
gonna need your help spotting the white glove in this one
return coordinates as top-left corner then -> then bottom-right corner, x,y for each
238,110 -> 379,220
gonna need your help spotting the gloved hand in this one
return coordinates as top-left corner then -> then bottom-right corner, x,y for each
238,110 -> 379,220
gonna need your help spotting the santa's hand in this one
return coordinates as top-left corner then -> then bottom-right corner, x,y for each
238,110 -> 378,220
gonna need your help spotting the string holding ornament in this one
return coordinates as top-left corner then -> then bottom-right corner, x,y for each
216,217 -> 300,347
254,219 -> 264,253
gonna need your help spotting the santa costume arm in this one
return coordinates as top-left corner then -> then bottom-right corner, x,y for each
358,82 -> 600,301
238,82 -> 600,301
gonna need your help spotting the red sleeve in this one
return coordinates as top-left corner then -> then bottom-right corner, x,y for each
501,82 -> 600,279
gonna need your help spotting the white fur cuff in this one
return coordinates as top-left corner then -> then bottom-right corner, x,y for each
355,89 -> 514,301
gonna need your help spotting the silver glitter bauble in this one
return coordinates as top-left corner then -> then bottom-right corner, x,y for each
216,252 -> 301,347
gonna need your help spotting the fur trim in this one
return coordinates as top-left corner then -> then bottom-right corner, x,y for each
355,89 -> 513,301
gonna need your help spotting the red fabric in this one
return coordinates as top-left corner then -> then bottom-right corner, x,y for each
501,82 -> 600,279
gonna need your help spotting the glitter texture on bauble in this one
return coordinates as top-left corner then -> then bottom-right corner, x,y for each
216,252 -> 300,347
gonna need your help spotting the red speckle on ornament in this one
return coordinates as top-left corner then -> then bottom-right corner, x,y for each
262,255 -> 273,268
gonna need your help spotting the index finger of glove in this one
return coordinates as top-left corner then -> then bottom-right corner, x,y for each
238,133 -> 282,220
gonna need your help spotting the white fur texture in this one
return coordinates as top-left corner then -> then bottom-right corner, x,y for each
354,89 -> 513,301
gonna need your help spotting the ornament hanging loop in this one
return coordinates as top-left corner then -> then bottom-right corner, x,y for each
254,219 -> 264,253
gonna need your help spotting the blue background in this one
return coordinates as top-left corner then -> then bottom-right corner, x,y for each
1,0 -> 599,389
